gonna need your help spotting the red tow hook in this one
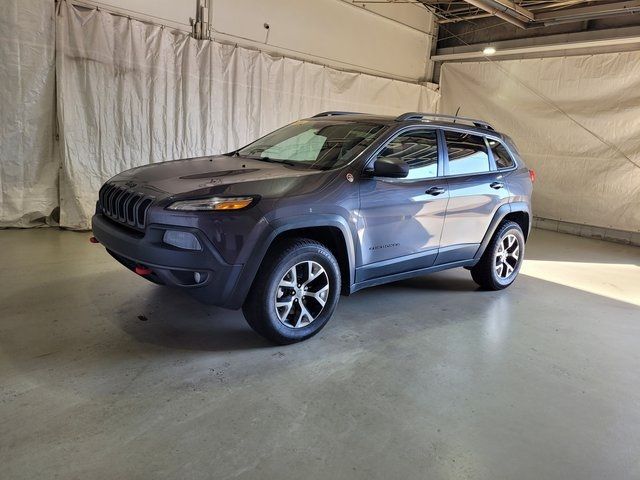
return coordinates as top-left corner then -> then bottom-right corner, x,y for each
89,236 -> 99,244
135,265 -> 153,276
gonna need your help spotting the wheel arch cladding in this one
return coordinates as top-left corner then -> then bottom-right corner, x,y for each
268,226 -> 351,295
503,210 -> 530,241
474,203 -> 530,263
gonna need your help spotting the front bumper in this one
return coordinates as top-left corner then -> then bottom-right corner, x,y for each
91,213 -> 245,308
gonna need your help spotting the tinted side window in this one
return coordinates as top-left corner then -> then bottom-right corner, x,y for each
488,140 -> 515,169
444,131 -> 490,175
378,130 -> 438,180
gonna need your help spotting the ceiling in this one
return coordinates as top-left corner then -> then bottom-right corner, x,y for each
416,1 -> 640,28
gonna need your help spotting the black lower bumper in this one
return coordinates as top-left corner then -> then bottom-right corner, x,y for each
91,214 -> 245,309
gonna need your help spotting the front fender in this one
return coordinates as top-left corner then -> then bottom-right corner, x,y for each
227,214 -> 357,309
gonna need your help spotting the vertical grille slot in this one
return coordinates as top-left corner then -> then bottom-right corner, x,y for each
110,188 -> 125,217
126,195 -> 141,224
117,191 -> 131,220
136,199 -> 152,228
101,184 -> 116,216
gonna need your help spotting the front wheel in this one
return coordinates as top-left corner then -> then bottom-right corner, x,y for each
471,221 -> 525,290
242,238 -> 341,344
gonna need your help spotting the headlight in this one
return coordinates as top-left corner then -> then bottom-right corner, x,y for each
167,196 -> 255,211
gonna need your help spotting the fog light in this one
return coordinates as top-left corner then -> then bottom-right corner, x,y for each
194,272 -> 203,283
163,230 -> 201,250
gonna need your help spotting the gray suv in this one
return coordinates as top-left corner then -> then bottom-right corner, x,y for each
92,112 -> 534,344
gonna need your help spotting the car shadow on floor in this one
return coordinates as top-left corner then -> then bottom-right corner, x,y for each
388,273 -> 479,292
105,267 -> 490,353
111,268 -> 483,352
111,286 -> 273,353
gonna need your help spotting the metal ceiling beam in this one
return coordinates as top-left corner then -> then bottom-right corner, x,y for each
492,0 -> 535,20
537,0 -> 640,24
432,27 -> 640,61
437,0 -> 583,24
461,0 -> 530,28
433,0 -> 640,26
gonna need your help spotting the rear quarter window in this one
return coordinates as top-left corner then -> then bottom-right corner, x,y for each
488,140 -> 515,169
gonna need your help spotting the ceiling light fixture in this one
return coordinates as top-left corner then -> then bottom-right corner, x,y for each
483,46 -> 497,56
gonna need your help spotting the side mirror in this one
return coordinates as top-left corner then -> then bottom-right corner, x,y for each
373,156 -> 409,178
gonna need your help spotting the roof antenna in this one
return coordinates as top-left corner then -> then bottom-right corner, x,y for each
453,106 -> 461,123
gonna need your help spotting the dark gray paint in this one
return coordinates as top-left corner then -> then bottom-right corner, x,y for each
92,114 -> 533,309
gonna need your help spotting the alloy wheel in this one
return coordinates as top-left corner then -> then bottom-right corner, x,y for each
495,233 -> 520,279
275,261 -> 330,328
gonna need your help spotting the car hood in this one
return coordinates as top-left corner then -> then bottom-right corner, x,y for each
109,155 -> 330,198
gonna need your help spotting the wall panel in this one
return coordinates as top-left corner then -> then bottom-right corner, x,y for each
57,1 -> 439,229
0,0 -> 59,227
440,55 -> 640,233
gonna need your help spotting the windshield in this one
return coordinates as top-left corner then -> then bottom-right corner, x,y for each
236,120 -> 385,170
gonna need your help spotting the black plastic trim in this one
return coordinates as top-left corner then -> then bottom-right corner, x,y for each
472,201 -> 531,263
355,248 -> 438,283
228,214 -> 357,308
351,259 -> 476,293
92,214 -> 245,308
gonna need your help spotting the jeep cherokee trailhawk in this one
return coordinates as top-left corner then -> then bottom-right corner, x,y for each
92,112 -> 534,344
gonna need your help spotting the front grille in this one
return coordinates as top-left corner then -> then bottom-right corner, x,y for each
99,183 -> 154,229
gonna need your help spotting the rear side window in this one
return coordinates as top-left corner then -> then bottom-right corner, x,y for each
488,140 -> 515,169
378,129 -> 438,180
444,131 -> 490,175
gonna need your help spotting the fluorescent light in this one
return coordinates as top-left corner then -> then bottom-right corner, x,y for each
483,46 -> 496,55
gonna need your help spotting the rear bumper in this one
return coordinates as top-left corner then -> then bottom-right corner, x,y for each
91,213 -> 245,309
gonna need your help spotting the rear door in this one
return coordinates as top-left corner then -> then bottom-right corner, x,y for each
356,128 -> 449,282
435,129 -> 511,265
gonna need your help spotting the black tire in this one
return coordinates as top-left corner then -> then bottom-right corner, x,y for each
471,221 -> 525,290
242,238 -> 341,344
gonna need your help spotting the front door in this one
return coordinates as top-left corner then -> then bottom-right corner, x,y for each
356,128 -> 449,283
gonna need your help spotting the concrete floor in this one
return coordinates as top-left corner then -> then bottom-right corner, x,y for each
1,228 -> 639,480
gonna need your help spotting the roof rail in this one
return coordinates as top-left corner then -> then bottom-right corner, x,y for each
312,111 -> 361,118
395,112 -> 494,131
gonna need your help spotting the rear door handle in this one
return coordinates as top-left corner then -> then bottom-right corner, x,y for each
425,186 -> 446,196
490,181 -> 504,190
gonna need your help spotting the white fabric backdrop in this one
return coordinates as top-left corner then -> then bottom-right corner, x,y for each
0,0 -> 59,227
56,1 -> 440,229
440,56 -> 640,233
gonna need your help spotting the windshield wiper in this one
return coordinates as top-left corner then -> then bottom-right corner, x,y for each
246,156 -> 298,167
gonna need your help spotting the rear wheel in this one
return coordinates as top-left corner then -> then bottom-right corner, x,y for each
471,221 -> 525,290
242,238 -> 341,344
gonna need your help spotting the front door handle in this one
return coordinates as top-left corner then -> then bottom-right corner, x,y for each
425,186 -> 446,196
490,181 -> 505,190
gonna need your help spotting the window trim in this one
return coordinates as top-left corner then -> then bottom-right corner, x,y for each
361,125 -> 444,181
